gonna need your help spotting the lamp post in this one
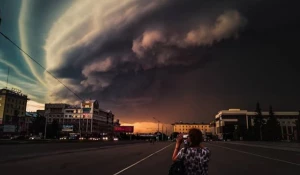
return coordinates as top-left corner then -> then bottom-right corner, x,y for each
79,110 -> 81,137
161,124 -> 164,141
153,117 -> 160,141
44,109 -> 50,139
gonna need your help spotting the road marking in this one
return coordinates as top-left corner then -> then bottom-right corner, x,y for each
218,141 -> 300,152
207,143 -> 300,166
113,143 -> 174,175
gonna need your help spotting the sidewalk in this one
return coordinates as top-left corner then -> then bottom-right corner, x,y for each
221,141 -> 300,152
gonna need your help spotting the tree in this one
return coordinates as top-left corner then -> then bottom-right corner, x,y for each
253,102 -> 265,140
31,114 -> 46,135
265,106 -> 281,141
171,132 -> 179,140
51,120 -> 60,139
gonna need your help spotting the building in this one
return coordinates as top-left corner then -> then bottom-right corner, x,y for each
45,103 -> 69,124
44,100 -> 114,137
171,122 -> 210,134
114,119 -> 121,127
80,100 -> 114,136
0,88 -> 29,134
215,109 -> 299,141
209,121 -> 216,135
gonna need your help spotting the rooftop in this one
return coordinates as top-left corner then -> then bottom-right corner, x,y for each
172,122 -> 209,125
0,88 -> 29,100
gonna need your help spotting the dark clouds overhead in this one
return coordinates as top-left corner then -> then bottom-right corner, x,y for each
40,0 -> 300,123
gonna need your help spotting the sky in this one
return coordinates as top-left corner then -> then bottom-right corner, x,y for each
0,0 -> 300,133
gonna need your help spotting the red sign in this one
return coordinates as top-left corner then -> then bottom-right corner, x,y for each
114,126 -> 134,133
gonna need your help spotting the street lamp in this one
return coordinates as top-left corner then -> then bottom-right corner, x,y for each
153,117 -> 160,141
44,109 -> 50,139
153,117 -> 159,133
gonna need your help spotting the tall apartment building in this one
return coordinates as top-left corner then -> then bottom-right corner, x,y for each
0,88 -> 29,133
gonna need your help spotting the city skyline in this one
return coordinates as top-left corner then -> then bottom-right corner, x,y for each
0,0 -> 300,128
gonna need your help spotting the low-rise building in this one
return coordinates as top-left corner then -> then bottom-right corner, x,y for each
215,109 -> 299,141
171,122 -> 210,134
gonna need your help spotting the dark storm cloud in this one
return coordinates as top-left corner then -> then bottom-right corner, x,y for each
45,0 -> 300,122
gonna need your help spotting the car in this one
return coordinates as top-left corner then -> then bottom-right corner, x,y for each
10,135 -> 26,140
59,136 -> 68,140
103,137 -> 108,141
79,137 -> 86,140
113,137 -> 118,141
88,137 -> 100,141
29,136 -> 41,140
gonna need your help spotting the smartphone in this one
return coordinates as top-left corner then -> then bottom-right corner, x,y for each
183,134 -> 188,139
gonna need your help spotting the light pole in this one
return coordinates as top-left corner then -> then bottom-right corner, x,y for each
44,109 -> 50,139
153,117 -> 160,141
79,110 -> 81,137
162,124 -> 164,141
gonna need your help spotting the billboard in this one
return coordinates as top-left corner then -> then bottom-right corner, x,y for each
114,126 -> 134,133
3,125 -> 16,133
62,125 -> 73,132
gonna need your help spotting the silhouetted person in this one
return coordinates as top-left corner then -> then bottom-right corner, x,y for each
172,129 -> 211,175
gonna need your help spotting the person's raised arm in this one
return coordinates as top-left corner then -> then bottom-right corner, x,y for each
172,134 -> 183,161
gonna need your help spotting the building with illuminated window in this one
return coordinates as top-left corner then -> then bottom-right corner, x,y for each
171,122 -> 210,134
44,100 -> 114,137
0,88 -> 29,134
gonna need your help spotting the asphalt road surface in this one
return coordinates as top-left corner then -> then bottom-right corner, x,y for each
0,140 -> 145,162
0,141 -> 299,175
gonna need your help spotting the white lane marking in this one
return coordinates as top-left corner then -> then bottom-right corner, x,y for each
219,142 -> 300,152
113,143 -> 174,175
207,143 -> 300,166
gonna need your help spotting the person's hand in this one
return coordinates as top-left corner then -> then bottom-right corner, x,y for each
176,134 -> 183,146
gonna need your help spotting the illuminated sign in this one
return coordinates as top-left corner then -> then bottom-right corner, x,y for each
62,125 -> 73,132
114,126 -> 134,133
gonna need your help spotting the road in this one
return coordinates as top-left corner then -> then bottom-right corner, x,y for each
0,140 -> 145,162
0,141 -> 299,175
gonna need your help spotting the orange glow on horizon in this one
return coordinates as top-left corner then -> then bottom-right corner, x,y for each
120,122 -> 173,134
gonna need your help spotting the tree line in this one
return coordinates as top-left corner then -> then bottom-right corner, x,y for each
250,102 -> 300,141
29,114 -> 60,139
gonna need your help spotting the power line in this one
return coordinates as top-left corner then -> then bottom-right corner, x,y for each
0,31 -> 83,101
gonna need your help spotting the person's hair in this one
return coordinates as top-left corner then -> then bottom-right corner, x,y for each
188,128 -> 203,147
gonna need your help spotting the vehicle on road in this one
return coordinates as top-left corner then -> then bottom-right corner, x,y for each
79,137 -> 86,140
10,135 -> 27,140
59,136 -> 68,140
89,137 -> 100,141
29,136 -> 41,140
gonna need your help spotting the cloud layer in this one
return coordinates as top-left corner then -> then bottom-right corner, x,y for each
44,0 -> 247,122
